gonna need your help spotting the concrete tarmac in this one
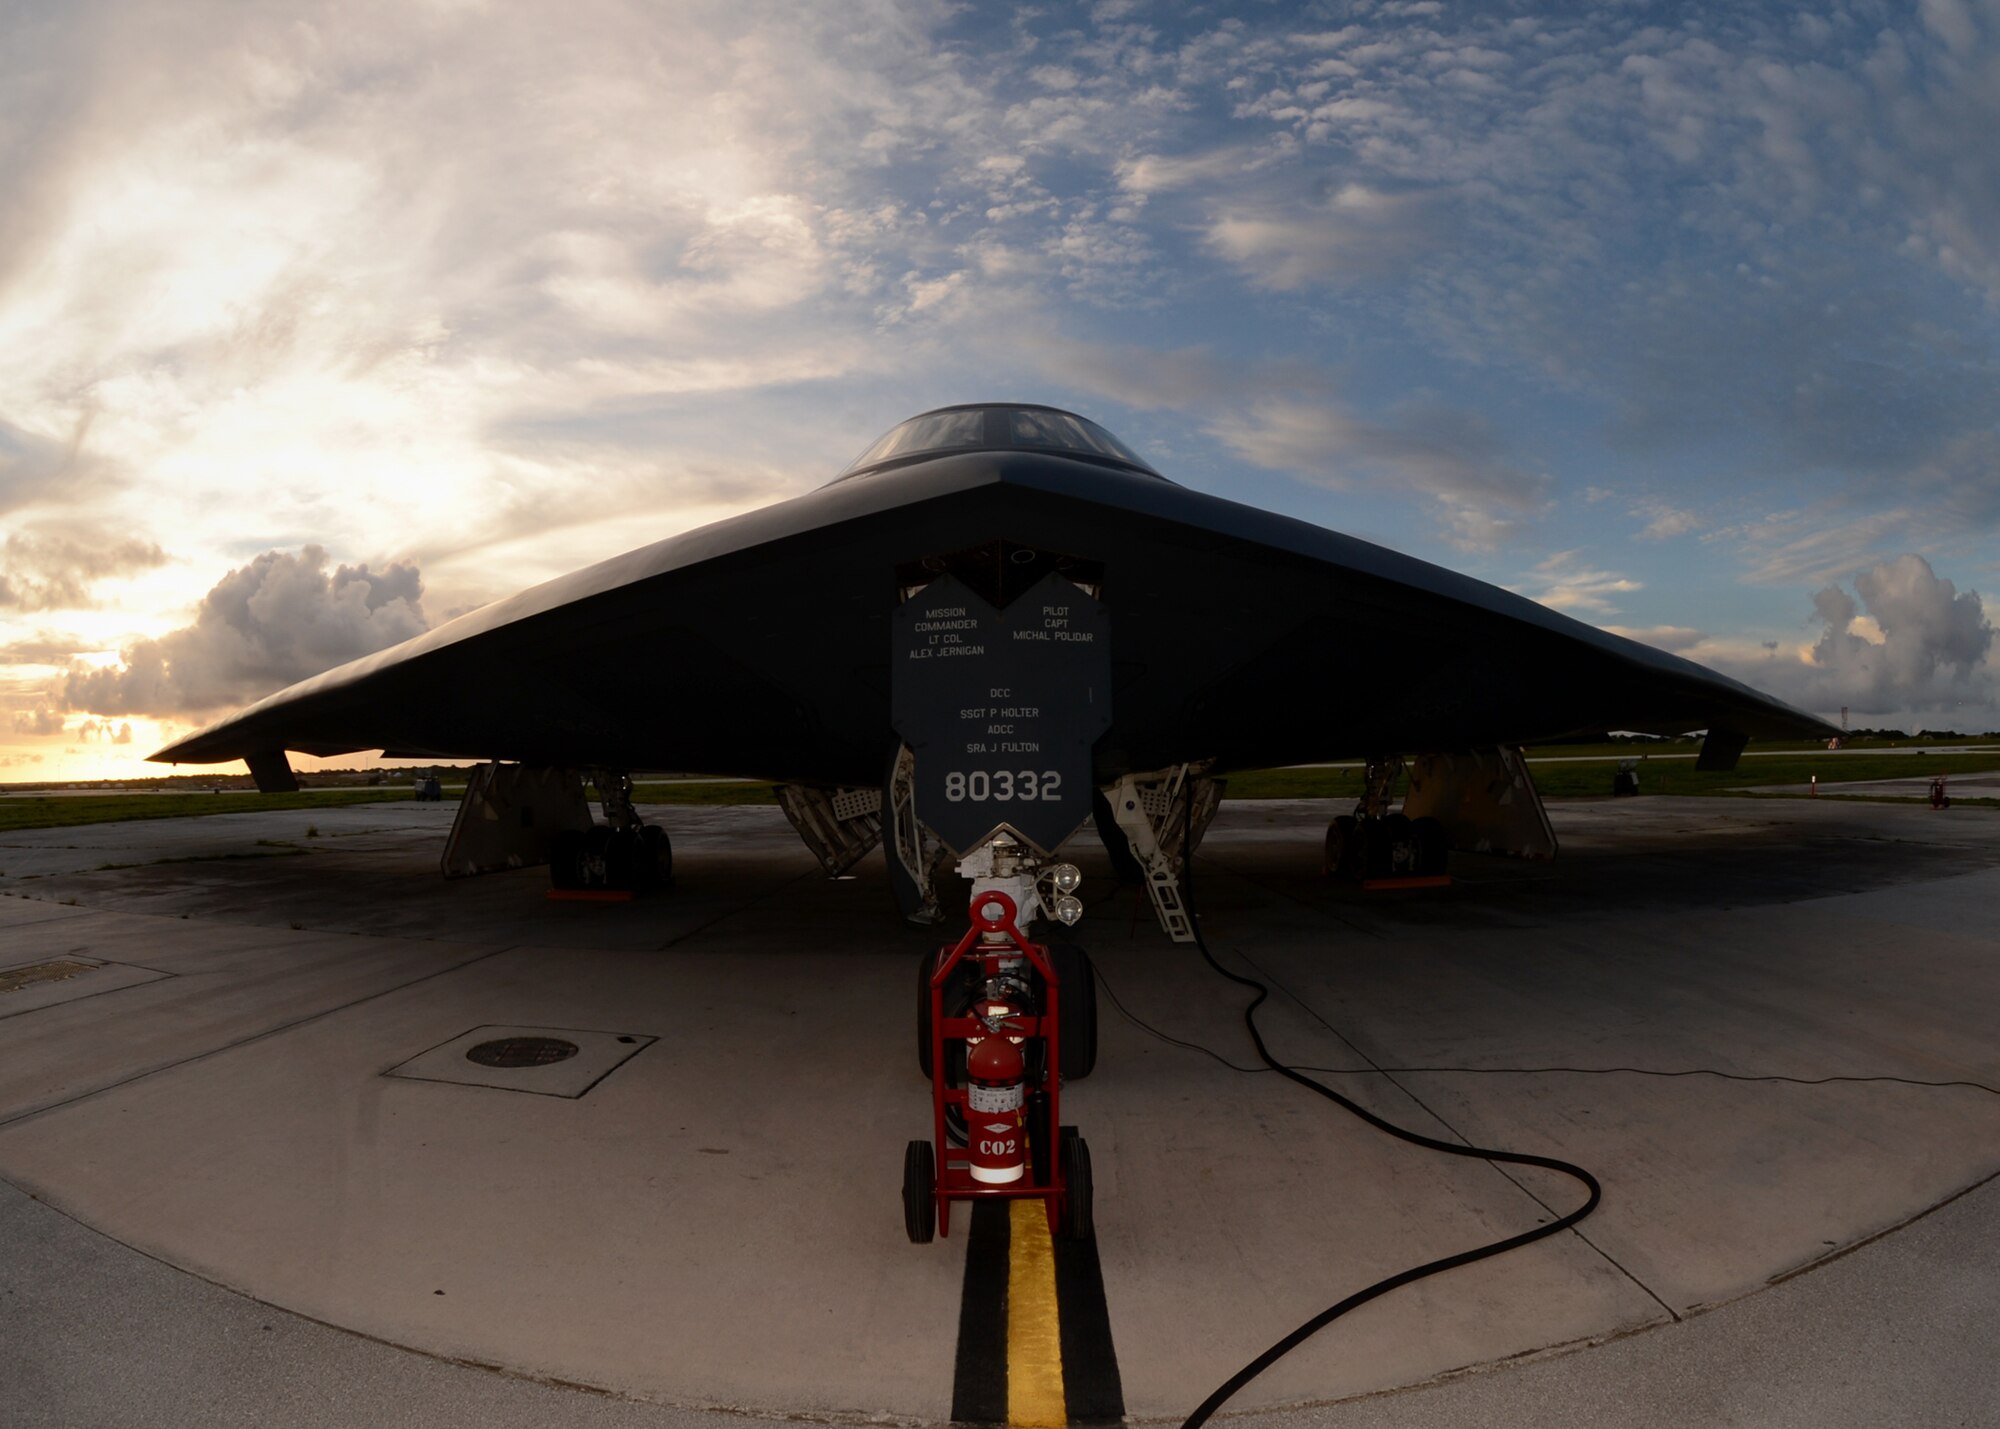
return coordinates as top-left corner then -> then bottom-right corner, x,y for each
1,795 -> 1996,1426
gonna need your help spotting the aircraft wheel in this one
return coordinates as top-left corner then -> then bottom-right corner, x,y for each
1359,817 -> 1389,878
549,829 -> 582,888
1378,812 -> 1416,876
1325,815 -> 1360,878
1412,816 -> 1448,875
1048,942 -> 1098,1079
643,825 -> 673,887
1058,1130 -> 1092,1241
903,1140 -> 936,1244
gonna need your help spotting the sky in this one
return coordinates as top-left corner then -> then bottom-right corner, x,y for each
3,0 -> 1998,782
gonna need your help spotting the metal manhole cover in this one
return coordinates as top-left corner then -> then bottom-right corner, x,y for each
465,1036 -> 580,1068
0,960 -> 96,994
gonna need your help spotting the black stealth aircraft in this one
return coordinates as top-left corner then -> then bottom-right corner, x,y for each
153,403 -> 1835,909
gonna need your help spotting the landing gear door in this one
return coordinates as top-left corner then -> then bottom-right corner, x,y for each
890,572 -> 1112,858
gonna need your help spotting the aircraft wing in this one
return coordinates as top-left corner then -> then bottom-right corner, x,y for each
152,424 -> 1835,784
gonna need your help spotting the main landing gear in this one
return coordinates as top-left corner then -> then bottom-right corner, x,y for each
1323,811 -> 1449,880
549,771 -> 672,895
905,885 -> 1093,1244
1324,755 -> 1450,882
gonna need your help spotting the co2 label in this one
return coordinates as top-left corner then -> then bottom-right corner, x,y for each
943,769 -> 1064,803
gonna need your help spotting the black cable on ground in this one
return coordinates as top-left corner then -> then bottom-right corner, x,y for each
1174,804 -> 1603,1429
1094,959 -> 2000,1098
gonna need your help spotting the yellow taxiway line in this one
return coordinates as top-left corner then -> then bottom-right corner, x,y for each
1006,1196 -> 1068,1426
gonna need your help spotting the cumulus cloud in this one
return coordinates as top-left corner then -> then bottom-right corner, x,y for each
61,546 -> 427,718
75,717 -> 134,744
1799,554 -> 1992,710
11,705 -> 62,736
0,529 -> 166,610
1701,554 -> 1994,722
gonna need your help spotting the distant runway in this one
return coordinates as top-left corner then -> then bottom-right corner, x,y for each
2,796 -> 1996,1426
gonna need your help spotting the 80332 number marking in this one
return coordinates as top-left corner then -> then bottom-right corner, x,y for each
943,770 -> 1064,803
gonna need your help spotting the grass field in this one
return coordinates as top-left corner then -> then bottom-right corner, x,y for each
0,781 -> 772,834
0,789 -> 404,835
4,748 -> 1995,834
1219,749 -> 2000,801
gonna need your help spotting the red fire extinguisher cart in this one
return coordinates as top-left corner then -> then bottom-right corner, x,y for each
903,890 -> 1092,1243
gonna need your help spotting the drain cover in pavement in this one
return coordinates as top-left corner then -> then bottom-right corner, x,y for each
0,955 -> 171,1019
0,959 -> 96,994
465,1036 -> 580,1068
387,1025 -> 655,1098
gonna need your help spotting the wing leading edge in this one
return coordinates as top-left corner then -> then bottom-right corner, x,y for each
152,416 -> 1835,779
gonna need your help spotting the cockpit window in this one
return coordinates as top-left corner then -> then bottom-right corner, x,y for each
844,409 -> 990,471
1006,408 -> 1151,468
837,404 -> 1161,480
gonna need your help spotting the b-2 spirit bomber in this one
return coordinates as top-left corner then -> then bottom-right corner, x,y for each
154,402 -> 1835,938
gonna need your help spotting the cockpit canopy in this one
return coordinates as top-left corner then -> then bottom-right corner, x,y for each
836,404 -> 1162,481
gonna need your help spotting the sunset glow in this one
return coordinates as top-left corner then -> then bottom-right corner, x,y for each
6,2 -> 1999,782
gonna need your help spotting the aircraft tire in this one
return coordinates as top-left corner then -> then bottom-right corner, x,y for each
1324,815 -> 1360,878
1048,942 -> 1098,1079
643,825 -> 673,887
1412,816 -> 1448,875
1357,817 -> 1386,878
903,1140 -> 936,1244
1384,812 -> 1418,877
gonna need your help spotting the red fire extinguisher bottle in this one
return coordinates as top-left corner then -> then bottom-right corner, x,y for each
965,1034 -> 1027,1185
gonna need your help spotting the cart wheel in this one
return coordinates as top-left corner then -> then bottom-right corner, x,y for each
903,1140 -> 936,1244
1048,942 -> 1098,1080
1058,1131 -> 1092,1241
